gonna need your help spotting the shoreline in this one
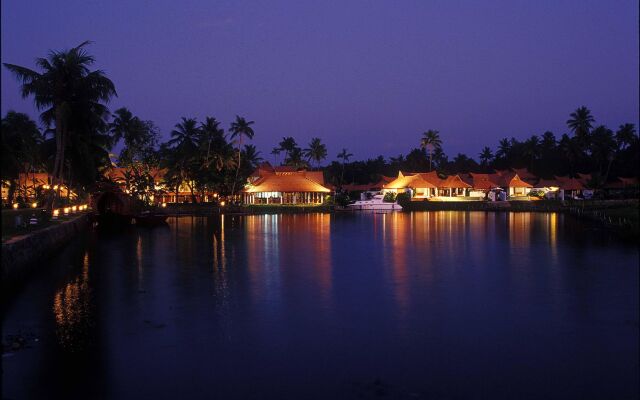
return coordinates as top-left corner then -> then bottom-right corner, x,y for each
1,213 -> 92,301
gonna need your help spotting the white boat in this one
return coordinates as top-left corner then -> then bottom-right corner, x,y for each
347,191 -> 403,211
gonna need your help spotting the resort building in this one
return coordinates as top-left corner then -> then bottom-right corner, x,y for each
104,167 -> 216,203
1,172 -> 76,204
242,162 -> 331,204
383,171 -> 472,200
492,170 -> 533,197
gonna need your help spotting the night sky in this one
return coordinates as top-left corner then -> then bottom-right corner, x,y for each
2,0 -> 638,161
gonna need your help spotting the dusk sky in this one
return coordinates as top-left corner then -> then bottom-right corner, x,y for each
2,0 -> 638,160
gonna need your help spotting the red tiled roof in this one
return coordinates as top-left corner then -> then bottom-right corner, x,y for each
439,175 -> 472,189
243,167 -> 331,193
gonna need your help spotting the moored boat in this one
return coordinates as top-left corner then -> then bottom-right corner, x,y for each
134,212 -> 168,227
347,191 -> 402,211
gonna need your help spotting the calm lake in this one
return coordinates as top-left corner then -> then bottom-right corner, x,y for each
2,212 -> 638,399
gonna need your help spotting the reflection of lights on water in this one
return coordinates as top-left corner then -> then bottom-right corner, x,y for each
52,251 -> 93,351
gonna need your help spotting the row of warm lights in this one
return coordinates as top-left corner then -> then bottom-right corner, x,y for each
52,204 -> 89,219
13,202 -> 40,209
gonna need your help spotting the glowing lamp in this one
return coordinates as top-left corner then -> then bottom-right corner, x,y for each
63,207 -> 70,215
52,209 -> 60,219
31,202 -> 38,208
220,201 -> 225,207
12,203 -> 19,209
72,206 -> 77,212
161,202 -> 167,208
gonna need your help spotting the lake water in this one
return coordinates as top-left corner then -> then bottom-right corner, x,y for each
2,212 -> 638,399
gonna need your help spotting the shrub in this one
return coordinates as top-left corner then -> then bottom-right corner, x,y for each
383,192 -> 396,203
396,192 -> 411,208
334,192 -> 351,207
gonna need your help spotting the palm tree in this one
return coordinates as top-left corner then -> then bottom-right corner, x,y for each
271,147 -> 281,165
304,137 -> 327,168
278,137 -> 298,160
199,117 -> 225,169
4,41 -> 116,208
229,116 -> 255,197
523,135 -> 540,170
109,107 -> 136,147
615,123 -> 637,150
478,146 -> 493,166
496,138 -> 511,160
337,148 -> 353,185
567,106 -> 595,140
420,130 -> 442,171
167,118 -> 201,202
242,144 -> 263,170
286,147 -> 309,169
169,117 -> 199,149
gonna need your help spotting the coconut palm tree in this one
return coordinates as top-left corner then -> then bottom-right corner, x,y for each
337,148 -> 353,185
278,137 -> 297,160
304,137 -> 327,168
567,106 -> 595,141
286,147 -> 309,170
615,123 -> 637,150
229,116 -> 255,197
420,129 -> 442,171
199,117 -> 225,169
242,144 -> 263,170
271,147 -> 281,165
3,41 -> 116,208
478,146 -> 493,166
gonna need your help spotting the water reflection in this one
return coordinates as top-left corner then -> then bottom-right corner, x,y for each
244,213 -> 333,308
3,211 -> 635,400
52,251 -> 94,351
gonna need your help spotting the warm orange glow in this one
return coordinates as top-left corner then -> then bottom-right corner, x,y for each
72,206 -> 77,212
53,209 -> 60,218
12,203 -> 19,209
31,202 -> 38,208
220,201 -> 225,206
63,207 -> 70,215
53,185 -> 59,190
161,202 -> 167,208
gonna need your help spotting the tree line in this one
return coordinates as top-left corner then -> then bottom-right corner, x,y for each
2,42 -> 638,207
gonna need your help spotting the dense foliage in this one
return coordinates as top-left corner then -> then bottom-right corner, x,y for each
3,43 -> 638,207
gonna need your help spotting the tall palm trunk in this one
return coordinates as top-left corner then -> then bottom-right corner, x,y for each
231,136 -> 242,198
47,107 -> 64,210
429,151 -> 433,171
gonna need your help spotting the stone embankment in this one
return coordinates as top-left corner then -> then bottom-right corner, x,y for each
2,213 -> 92,297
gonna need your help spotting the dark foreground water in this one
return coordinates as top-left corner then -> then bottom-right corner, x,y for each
2,212 -> 638,399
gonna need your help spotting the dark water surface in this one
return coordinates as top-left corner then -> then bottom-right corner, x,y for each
2,212 -> 638,399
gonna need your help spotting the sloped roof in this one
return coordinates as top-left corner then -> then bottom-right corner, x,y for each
558,178 -> 585,191
492,172 -> 533,188
384,171 -> 437,189
511,168 -> 538,182
603,176 -> 639,189
17,172 -> 50,185
439,175 -> 472,188
243,172 -> 331,193
576,173 -> 592,184
467,173 -> 501,189
536,178 -> 560,188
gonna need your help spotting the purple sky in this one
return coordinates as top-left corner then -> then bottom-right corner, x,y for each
2,0 -> 638,161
